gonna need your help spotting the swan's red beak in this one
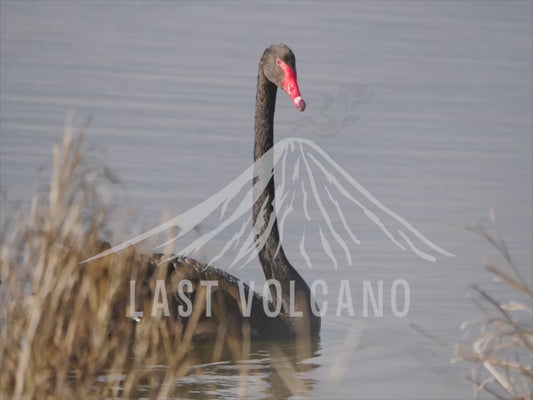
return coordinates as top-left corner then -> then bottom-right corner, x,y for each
278,59 -> 306,112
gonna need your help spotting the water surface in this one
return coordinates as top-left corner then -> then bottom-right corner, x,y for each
1,2 -> 532,399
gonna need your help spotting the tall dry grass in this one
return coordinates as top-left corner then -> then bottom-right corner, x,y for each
0,126 -> 315,399
413,223 -> 532,399
450,225 -> 533,399
0,127 -> 215,399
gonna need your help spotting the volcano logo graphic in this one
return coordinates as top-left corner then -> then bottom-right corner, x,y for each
84,138 -> 453,267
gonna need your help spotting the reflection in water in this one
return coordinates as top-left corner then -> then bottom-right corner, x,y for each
112,337 -> 322,399
183,338 -> 321,399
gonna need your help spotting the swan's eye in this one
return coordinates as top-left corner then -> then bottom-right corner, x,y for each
276,59 -> 282,66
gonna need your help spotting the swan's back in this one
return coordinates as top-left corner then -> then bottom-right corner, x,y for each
140,255 -> 294,341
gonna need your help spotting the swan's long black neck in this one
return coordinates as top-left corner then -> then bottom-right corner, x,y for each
252,67 -> 320,336
253,71 -> 287,284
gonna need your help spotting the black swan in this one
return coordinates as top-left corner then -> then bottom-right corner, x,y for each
144,44 -> 320,341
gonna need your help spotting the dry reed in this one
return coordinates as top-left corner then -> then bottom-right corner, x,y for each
0,126 -> 212,399
0,126 -> 311,399
413,223 -> 532,399
451,225 -> 533,399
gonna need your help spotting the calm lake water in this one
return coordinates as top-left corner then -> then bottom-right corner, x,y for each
1,1 -> 532,399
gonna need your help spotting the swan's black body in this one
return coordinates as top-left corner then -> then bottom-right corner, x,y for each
166,44 -> 320,340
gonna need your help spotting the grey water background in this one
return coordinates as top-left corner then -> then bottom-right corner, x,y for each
1,1 -> 531,399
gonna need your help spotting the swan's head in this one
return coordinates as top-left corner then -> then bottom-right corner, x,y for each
261,44 -> 306,112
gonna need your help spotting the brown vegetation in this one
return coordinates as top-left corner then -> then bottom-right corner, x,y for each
0,127 -> 316,399
0,129 -> 245,399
